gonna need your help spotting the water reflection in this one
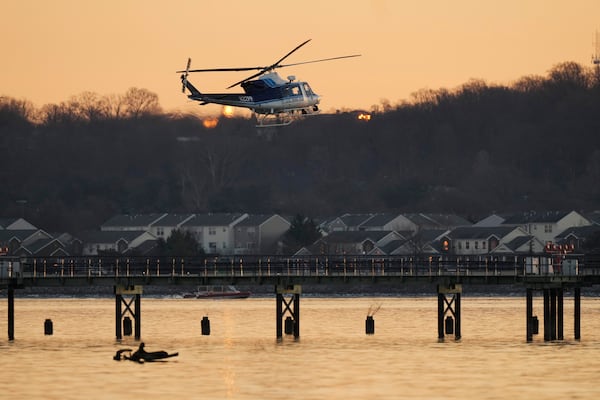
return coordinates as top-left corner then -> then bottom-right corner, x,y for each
1,297 -> 600,399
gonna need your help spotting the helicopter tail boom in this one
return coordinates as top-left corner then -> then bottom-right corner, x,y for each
181,74 -> 203,98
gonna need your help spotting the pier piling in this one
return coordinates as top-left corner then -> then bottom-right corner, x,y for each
201,316 -> 210,335
44,319 -> 53,335
527,285 -> 580,342
437,284 -> 462,341
574,287 -> 581,340
115,285 -> 142,340
276,284 -> 301,339
8,286 -> 14,341
365,316 -> 375,335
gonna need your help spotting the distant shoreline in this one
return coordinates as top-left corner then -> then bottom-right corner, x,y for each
4,283 -> 600,298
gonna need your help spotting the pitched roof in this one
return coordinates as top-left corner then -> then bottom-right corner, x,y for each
124,239 -> 159,255
339,213 -> 374,227
320,230 -> 394,243
404,213 -> 471,228
102,213 -> 167,228
77,230 -> 151,244
423,213 -> 471,227
473,214 -> 507,227
236,214 -> 278,227
0,229 -> 39,242
502,211 -> 571,224
415,229 -> 449,242
503,236 -> 535,251
182,213 -> 246,226
378,239 -> 410,254
18,237 -> 66,255
556,225 -> 600,240
448,226 -> 516,240
153,213 -> 195,226
360,213 -> 401,227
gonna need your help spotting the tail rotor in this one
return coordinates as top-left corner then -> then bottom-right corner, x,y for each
181,58 -> 191,93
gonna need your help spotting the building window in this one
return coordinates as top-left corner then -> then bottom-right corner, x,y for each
209,227 -> 216,235
475,241 -> 479,249
482,241 -> 486,249
544,225 -> 553,233
157,227 -> 164,236
489,238 -> 499,250
209,242 -> 217,251
458,242 -> 462,250
465,241 -> 470,249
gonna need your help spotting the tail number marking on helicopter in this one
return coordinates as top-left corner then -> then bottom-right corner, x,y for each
238,96 -> 253,102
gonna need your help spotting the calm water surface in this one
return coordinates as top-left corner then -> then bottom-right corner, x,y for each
1,296 -> 600,399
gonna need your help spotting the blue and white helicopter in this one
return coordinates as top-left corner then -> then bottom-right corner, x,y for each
178,39 -> 360,127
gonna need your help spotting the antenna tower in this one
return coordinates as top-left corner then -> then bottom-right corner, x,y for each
593,30 -> 600,66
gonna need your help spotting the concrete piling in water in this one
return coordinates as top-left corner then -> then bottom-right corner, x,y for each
445,316 -> 454,335
123,317 -> 132,336
44,319 -> 53,335
365,315 -> 375,335
532,316 -> 539,335
284,316 -> 294,335
201,316 -> 211,335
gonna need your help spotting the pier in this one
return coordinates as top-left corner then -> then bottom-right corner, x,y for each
2,255 -> 600,342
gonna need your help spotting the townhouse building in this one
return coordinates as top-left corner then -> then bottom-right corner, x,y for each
233,214 -> 290,254
181,213 -> 248,255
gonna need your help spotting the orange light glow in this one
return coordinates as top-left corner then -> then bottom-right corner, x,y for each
203,117 -> 219,129
222,106 -> 234,118
357,113 -> 371,121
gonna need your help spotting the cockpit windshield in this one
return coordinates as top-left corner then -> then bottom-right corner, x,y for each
303,83 -> 314,95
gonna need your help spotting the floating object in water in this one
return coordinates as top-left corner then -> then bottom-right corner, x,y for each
113,343 -> 178,362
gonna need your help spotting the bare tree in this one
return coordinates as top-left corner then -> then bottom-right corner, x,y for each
67,91 -> 111,121
121,87 -> 161,118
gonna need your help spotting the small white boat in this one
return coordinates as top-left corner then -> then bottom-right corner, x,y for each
183,285 -> 251,299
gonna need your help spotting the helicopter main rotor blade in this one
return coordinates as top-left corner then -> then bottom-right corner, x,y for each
177,40 -> 312,75
270,39 -> 312,70
226,39 -> 312,89
177,66 -> 264,73
178,40 -> 359,90
278,54 -> 361,68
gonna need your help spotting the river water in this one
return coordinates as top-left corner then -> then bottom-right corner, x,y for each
1,295 -> 600,399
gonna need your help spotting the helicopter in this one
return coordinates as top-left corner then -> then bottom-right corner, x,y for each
177,39 -> 360,127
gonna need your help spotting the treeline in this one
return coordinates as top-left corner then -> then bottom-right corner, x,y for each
1,61 -> 599,232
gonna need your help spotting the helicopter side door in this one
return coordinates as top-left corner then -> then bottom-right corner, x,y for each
282,83 -> 304,108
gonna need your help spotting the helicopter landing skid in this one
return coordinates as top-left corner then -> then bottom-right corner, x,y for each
254,112 -> 294,128
254,108 -> 320,128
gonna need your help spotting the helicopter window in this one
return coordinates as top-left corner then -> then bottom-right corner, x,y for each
303,83 -> 314,95
290,85 -> 301,96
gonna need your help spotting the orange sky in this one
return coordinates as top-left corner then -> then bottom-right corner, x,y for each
2,0 -> 599,117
